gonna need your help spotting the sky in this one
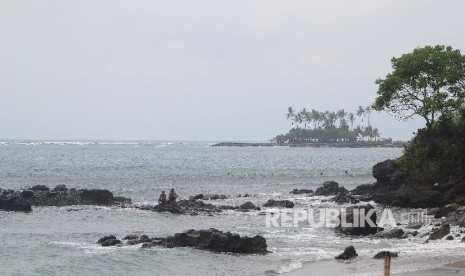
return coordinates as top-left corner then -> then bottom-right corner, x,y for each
1,0 -> 465,141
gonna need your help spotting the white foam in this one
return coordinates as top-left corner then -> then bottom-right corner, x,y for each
277,261 -> 303,273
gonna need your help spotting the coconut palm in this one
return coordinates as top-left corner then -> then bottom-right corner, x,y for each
365,106 -> 371,127
348,113 -> 355,128
286,107 -> 295,127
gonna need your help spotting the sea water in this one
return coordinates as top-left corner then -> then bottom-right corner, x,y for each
0,141 -> 463,275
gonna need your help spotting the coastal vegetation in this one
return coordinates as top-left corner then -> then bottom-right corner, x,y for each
272,106 -> 389,144
373,45 -> 465,183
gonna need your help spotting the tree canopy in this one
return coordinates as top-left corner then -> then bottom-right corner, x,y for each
373,45 -> 465,127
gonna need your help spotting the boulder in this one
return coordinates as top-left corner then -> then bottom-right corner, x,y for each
97,235 -> 121,247
374,228 -> 404,239
80,189 -> 115,205
332,188 -> 359,205
315,181 -> 345,196
52,185 -> 68,192
290,189 -> 313,195
429,224 -> 451,240
31,185 -> 50,192
335,246 -> 358,260
407,222 -> 423,229
263,199 -> 294,208
335,205 -> 378,236
446,235 -> 454,240
191,194 -> 204,200
0,197 -> 32,212
373,251 -> 399,259
239,201 -> 260,211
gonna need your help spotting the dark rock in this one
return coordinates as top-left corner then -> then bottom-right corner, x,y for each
332,188 -> 360,204
52,185 -> 68,192
351,184 -> 374,196
372,159 -> 405,182
335,246 -> 358,260
446,235 -> 454,240
31,185 -> 50,191
101,239 -> 122,247
137,199 -> 222,215
315,181 -> 346,196
102,229 -> 268,254
290,189 -> 313,195
21,190 -> 34,199
374,228 -> 404,239
97,235 -> 117,244
239,201 -> 260,211
335,205 -> 377,236
80,189 -> 115,205
243,194 -> 251,197
407,222 -> 423,229
123,234 -> 139,240
434,205 -> 457,218
0,197 -> 32,212
263,199 -> 294,208
429,224 -> 451,240
462,236 -> 465,242
192,194 -> 204,200
373,251 -> 399,259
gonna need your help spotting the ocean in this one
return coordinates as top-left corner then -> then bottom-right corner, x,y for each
1,141 -> 464,275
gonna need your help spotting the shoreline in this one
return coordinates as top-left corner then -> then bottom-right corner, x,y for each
212,142 -> 406,148
283,258 -> 465,276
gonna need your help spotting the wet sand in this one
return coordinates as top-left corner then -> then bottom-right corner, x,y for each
284,259 -> 465,276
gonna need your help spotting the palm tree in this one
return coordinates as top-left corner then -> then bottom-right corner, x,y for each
365,106 -> 371,127
300,108 -> 308,129
336,109 -> 346,127
348,113 -> 355,128
286,107 -> 295,127
356,106 -> 365,128
372,128 -> 380,142
311,109 -> 320,129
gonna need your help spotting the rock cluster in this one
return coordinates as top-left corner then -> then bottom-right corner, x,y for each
97,228 -> 269,254
0,185 -> 131,212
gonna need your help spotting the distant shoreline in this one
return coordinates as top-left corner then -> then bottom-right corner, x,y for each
211,142 -> 407,148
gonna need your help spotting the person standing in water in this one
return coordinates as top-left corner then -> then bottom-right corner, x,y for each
168,188 -> 178,204
158,191 -> 167,205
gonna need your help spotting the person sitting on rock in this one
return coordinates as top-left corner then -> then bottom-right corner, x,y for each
158,191 -> 167,205
168,188 -> 178,204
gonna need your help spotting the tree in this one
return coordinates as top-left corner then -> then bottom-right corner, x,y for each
286,107 -> 295,127
373,45 -> 465,127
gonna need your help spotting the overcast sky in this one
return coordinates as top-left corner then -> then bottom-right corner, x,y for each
1,0 -> 464,141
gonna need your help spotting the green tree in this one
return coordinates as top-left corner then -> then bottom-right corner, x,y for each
373,45 -> 465,127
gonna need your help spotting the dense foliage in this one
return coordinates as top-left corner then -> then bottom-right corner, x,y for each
272,106 -> 386,143
397,112 -> 465,182
373,45 -> 465,127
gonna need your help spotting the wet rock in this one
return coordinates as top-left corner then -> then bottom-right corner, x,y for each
335,246 -> 358,260
373,251 -> 399,259
203,194 -> 228,200
97,235 -> 119,246
1,186 -> 131,209
446,235 -> 454,240
315,181 -> 346,196
52,185 -> 68,192
191,194 -> 204,200
407,222 -> 423,229
335,205 -> 378,236
263,199 -> 294,208
138,199 -> 222,215
462,236 -> 465,242
429,224 -> 451,240
100,229 -> 268,254
290,189 -> 313,195
374,228 -> 404,239
0,197 -> 32,212
31,185 -> 50,192
332,188 -> 359,204
239,201 -> 261,211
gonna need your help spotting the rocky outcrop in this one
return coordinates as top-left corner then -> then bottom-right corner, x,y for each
290,189 -> 313,195
335,205 -> 378,236
332,188 -> 359,205
0,185 -> 131,211
98,228 -> 268,254
335,246 -> 358,260
353,159 -> 465,208
138,199 -> 260,215
429,224 -> 451,240
263,199 -> 294,208
373,251 -> 399,259
374,228 -> 404,239
0,197 -> 32,212
314,181 -> 346,196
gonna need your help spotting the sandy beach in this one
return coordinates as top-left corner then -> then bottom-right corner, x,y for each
285,259 -> 465,276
